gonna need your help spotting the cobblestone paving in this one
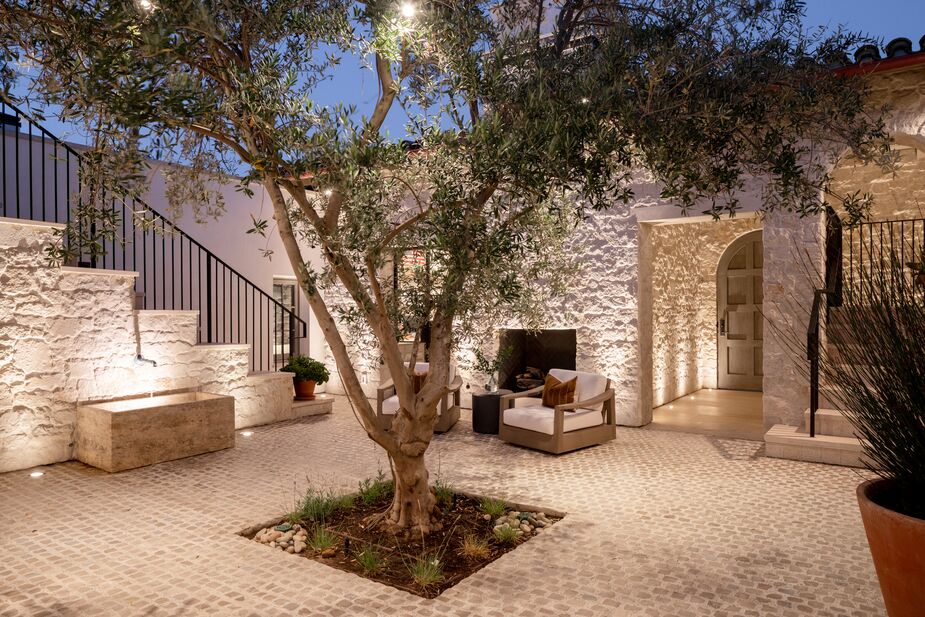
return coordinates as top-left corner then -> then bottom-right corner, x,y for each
0,398 -> 884,616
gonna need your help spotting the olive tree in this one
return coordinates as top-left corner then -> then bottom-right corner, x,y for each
0,0 -> 891,533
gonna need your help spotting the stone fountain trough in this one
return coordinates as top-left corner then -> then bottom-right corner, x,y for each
76,391 -> 235,472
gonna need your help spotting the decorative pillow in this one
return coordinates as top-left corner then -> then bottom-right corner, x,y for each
541,374 -> 577,408
412,372 -> 427,394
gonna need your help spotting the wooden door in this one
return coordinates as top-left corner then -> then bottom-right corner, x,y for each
717,230 -> 763,391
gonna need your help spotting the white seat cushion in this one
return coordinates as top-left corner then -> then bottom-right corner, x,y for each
502,404 -> 603,435
381,394 -> 443,415
381,395 -> 401,415
412,362 -> 456,384
548,368 -> 608,411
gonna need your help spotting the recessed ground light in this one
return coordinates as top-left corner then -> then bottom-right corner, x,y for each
668,405 -> 674,409
241,431 -> 254,437
400,2 -> 416,18
29,471 -> 44,478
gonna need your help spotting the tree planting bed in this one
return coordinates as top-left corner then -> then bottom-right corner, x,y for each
241,480 -> 562,598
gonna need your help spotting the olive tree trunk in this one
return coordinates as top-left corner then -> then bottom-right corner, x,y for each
265,176 -> 453,534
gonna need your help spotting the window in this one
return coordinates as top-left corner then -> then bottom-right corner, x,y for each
273,278 -> 298,363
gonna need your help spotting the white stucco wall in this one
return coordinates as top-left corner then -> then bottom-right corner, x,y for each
0,218 -> 295,473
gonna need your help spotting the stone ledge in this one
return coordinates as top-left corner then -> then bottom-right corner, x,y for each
765,424 -> 868,468
59,266 -> 139,278
193,343 -> 252,352
247,371 -> 294,381
291,395 -> 334,417
800,408 -> 858,438
0,216 -> 66,230
135,309 -> 200,316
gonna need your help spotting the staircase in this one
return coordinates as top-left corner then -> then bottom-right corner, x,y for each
766,211 -> 924,468
0,97 -> 305,372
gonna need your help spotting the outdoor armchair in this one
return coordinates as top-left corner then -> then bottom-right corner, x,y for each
499,368 -> 616,454
375,362 -> 462,433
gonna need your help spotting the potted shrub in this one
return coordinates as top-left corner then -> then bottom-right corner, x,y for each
819,261 -> 925,617
473,345 -> 512,392
281,355 -> 330,401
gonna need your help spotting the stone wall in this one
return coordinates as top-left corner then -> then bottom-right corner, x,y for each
0,218 -> 295,473
760,211 -> 824,428
646,217 -> 762,407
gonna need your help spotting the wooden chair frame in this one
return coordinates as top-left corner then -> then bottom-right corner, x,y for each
375,375 -> 462,433
498,379 -> 616,454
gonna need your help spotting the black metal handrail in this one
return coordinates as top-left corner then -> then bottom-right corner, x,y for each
807,206 -> 842,437
0,98 -> 306,372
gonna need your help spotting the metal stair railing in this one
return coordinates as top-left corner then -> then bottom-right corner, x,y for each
0,97 -> 306,372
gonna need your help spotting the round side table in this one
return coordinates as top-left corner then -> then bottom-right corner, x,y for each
471,389 -> 512,434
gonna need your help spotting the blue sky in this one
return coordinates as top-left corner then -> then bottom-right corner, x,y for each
17,1 -> 925,144
351,1 -> 925,136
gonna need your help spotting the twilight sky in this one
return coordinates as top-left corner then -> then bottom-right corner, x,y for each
18,0 -> 925,145
317,0 -> 925,137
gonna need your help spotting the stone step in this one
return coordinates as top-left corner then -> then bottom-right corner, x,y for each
800,408 -> 857,438
764,424 -> 869,468
291,395 -> 334,416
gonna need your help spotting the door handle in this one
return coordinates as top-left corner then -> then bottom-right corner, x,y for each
719,309 -> 728,336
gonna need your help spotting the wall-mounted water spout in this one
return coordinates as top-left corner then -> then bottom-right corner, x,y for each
134,354 -> 157,367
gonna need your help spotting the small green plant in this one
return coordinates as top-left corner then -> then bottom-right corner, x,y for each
307,526 -> 338,552
358,470 -> 394,505
459,533 -> 490,560
298,487 -> 353,522
433,480 -> 454,508
355,545 -> 383,573
409,554 -> 444,588
283,510 -> 303,525
479,497 -> 507,518
281,355 -> 330,384
493,525 -> 519,545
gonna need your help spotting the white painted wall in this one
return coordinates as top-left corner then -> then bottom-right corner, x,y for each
140,163 -> 327,368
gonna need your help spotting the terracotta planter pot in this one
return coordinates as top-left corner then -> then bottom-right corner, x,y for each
293,379 -> 317,401
857,478 -> 925,617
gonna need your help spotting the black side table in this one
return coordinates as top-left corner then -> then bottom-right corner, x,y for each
471,389 -> 512,434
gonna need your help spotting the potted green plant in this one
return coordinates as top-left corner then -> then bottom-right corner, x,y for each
473,345 -> 512,392
819,261 -> 925,617
281,355 -> 330,401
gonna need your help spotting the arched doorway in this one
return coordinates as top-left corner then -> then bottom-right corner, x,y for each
716,229 -> 763,391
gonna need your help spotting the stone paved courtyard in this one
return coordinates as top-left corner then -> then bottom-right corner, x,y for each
0,397 -> 884,616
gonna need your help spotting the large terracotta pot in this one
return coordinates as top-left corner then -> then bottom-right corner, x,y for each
857,478 -> 925,617
293,379 -> 316,401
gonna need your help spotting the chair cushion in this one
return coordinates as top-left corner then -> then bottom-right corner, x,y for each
412,372 -> 427,394
381,395 -> 443,416
548,368 -> 608,411
541,374 -> 576,408
502,405 -> 603,436
411,362 -> 456,384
